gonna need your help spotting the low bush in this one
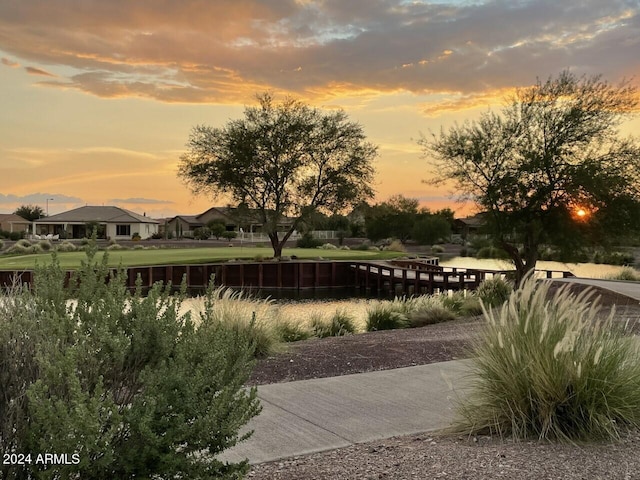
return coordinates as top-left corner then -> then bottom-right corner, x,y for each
107,243 -> 127,251
352,243 -> 370,251
366,302 -> 410,331
37,239 -> 52,251
132,244 -> 145,250
29,244 -> 43,254
274,318 -> 312,342
607,266 -> 640,281
9,231 -> 22,241
0,246 -> 260,479
297,233 -> 322,248
198,286 -> 281,358
431,245 -> 445,254
6,244 -> 30,255
56,241 -> 77,252
477,277 -> 513,308
319,242 -> 338,250
408,304 -> 456,327
16,239 -> 31,248
385,239 -> 406,252
311,310 -> 356,338
80,237 -> 90,245
455,274 -> 640,442
339,245 -> 350,250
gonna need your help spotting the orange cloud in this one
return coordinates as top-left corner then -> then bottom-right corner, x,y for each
25,66 -> 55,76
0,1 -> 638,110
1,57 -> 19,67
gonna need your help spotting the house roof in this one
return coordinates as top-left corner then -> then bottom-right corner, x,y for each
455,213 -> 486,227
0,213 -> 30,224
34,206 -> 159,224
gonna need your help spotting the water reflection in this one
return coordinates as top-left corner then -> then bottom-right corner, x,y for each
440,257 -> 630,279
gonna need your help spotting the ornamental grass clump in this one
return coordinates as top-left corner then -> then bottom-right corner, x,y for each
455,274 -> 640,442
476,276 -> 513,308
311,309 -> 357,338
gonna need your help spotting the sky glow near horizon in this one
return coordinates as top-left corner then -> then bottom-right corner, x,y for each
1,0 -> 639,218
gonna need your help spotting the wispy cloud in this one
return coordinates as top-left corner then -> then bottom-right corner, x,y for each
24,66 -> 56,76
109,197 -> 172,205
1,57 -> 19,67
0,0 -> 637,105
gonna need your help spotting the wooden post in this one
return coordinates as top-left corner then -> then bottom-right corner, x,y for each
315,262 -> 320,288
402,268 -> 407,296
148,266 -> 153,287
277,262 -> 282,288
258,263 -> 263,288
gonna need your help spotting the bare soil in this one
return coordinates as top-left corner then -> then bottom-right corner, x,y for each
247,284 -> 640,479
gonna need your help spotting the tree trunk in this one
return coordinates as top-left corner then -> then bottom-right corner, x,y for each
269,233 -> 283,258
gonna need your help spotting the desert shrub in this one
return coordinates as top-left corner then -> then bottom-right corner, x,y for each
607,266 -> 640,281
385,239 -> 406,252
0,246 -> 260,480
150,232 -> 163,239
366,302 -> 410,331
221,231 -> 238,240
16,239 -> 31,248
339,245 -> 350,250
108,238 -> 118,245
198,286 -> 280,358
477,277 -> 513,308
9,231 -> 22,241
319,242 -> 338,250
431,244 -> 445,254
460,296 -> 484,316
29,244 -> 43,254
80,237 -> 90,245
297,233 -> 322,248
311,309 -> 356,338
37,239 -> 52,251
107,243 -> 127,251
133,244 -> 145,250
274,318 -> 312,342
601,251 -> 635,266
56,241 -> 77,252
455,275 -> 640,442
6,244 -> 30,255
194,226 -> 211,240
408,304 -> 456,327
352,243 -> 370,251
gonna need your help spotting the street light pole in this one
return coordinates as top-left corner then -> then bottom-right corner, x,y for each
46,198 -> 54,216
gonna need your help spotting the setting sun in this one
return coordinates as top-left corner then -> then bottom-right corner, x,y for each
576,208 -> 587,217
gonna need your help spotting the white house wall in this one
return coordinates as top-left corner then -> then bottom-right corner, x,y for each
106,223 -> 158,240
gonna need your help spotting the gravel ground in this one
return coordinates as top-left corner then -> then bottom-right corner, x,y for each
246,284 -> 640,479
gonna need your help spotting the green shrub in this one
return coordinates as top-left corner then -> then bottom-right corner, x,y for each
6,244 -> 30,255
366,302 -> 410,331
56,241 -> 77,252
296,232 -> 322,248
107,243 -> 127,251
9,231 -> 22,241
386,239 -> 406,252
455,275 -> 640,442
431,244 -> 445,254
477,276 -> 513,308
37,239 -> 52,251
16,239 -> 31,248
221,231 -> 238,241
0,239 -> 4,250
352,243 -> 370,251
194,227 -> 211,240
80,237 -> 90,245
274,318 -> 313,342
460,295 -> 484,316
311,310 -> 356,338
29,244 -> 43,254
408,304 -> 456,327
319,242 -> 338,250
0,247 -> 260,479
607,266 -> 640,281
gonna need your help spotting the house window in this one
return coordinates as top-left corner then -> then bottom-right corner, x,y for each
116,224 -> 131,236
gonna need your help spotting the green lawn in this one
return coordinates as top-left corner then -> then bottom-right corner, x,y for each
0,247 -> 403,270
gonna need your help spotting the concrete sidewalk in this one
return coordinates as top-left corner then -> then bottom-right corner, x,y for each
220,359 -> 472,465
553,277 -> 640,302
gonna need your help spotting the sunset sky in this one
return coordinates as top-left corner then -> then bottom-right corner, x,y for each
1,0 -> 639,219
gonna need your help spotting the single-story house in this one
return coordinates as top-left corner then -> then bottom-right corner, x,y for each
454,213 -> 486,238
167,206 -> 294,238
33,206 -> 159,240
0,213 -> 30,233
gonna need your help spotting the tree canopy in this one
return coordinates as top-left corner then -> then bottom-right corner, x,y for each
14,204 -> 45,221
178,93 -> 377,257
422,71 -> 640,283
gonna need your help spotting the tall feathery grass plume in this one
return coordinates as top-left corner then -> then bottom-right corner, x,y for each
453,273 -> 640,442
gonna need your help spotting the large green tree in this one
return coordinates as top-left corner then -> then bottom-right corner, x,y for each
179,93 -> 377,257
14,204 -> 45,221
423,72 -> 640,284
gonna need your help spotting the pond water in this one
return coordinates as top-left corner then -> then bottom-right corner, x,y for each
440,257 -> 631,279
